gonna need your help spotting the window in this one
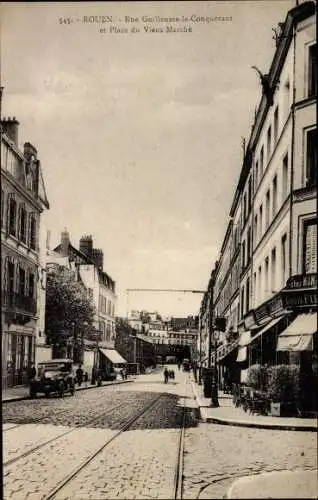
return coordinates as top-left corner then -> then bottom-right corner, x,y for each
246,278 -> 250,313
273,106 -> 279,144
19,267 -> 26,296
253,272 -> 257,303
8,261 -> 15,292
271,247 -> 276,293
265,257 -> 269,295
242,240 -> 246,270
260,146 -> 264,178
283,79 -> 290,121
9,196 -> 17,236
247,227 -> 251,264
306,128 -> 317,187
248,177 -> 252,213
30,216 -> 36,250
272,175 -> 277,217
281,234 -> 287,286
243,193 -> 247,223
254,214 -> 258,245
282,153 -> 289,200
29,273 -> 35,298
259,205 -> 263,238
267,126 -> 272,162
265,190 -> 271,229
308,44 -> 317,97
19,206 -> 27,244
240,287 -> 245,318
303,220 -> 317,274
1,190 -> 4,228
255,161 -> 259,191
258,265 -> 262,302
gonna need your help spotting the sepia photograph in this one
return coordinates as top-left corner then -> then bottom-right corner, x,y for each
1,1 -> 317,499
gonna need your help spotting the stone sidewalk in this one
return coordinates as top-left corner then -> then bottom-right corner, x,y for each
2,378 -> 134,402
190,376 -> 317,432
224,470 -> 318,499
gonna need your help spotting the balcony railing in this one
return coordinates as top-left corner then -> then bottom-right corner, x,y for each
2,290 -> 37,315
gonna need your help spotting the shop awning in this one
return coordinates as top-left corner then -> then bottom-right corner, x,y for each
276,313 -> 317,352
250,316 -> 283,344
238,331 -> 251,347
236,346 -> 247,362
99,348 -> 127,364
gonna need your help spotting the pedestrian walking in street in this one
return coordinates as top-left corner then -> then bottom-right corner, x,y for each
84,371 -> 89,388
163,367 -> 169,384
76,365 -> 84,386
177,362 -> 181,371
28,364 -> 37,384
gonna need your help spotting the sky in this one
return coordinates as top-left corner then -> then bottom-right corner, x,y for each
1,0 -> 294,317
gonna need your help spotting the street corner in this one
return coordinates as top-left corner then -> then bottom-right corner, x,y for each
224,469 -> 318,499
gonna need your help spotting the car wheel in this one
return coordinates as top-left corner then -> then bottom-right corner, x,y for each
59,381 -> 65,398
70,384 -> 75,396
45,391 -> 50,398
29,389 -> 36,399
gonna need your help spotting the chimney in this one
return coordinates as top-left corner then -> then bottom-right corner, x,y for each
91,248 -> 104,270
79,235 -> 93,257
2,116 -> 19,146
23,142 -> 38,161
61,229 -> 70,257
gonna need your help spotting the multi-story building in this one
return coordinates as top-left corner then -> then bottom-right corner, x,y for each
54,232 -> 117,347
200,1 -> 317,402
1,117 -> 49,388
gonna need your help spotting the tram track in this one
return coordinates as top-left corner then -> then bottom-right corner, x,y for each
44,392 -> 164,500
3,401 -> 129,467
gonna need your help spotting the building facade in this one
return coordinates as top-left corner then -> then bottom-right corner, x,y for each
1,117 -> 49,388
200,1 -> 317,404
54,232 -> 117,347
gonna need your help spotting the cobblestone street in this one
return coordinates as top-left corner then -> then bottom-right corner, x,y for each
3,368 -> 317,499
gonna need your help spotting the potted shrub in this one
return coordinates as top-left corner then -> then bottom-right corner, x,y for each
246,364 -> 268,391
267,364 -> 300,416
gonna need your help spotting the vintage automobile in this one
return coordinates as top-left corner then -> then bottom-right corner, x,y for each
29,359 -> 76,398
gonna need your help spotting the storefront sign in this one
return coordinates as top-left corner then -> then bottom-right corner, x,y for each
255,303 -> 268,324
283,292 -> 317,308
286,274 -> 317,290
267,295 -> 284,316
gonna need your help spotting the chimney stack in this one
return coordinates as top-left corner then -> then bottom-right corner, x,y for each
91,248 -> 104,270
2,116 -> 19,146
79,235 -> 93,258
61,229 -> 70,257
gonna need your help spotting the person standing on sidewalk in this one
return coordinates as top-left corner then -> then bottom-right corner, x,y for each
76,365 -> 84,387
28,364 -> 36,383
163,367 -> 169,384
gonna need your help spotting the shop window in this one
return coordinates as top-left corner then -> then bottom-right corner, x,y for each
305,128 -> 317,187
303,220 -> 317,274
308,43 -> 317,97
9,196 -> 17,236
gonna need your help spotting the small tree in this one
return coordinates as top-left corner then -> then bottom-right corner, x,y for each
45,269 -> 95,358
247,364 -> 268,391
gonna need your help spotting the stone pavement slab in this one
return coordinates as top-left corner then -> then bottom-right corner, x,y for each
190,377 -> 318,432
224,469 -> 318,499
